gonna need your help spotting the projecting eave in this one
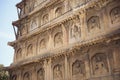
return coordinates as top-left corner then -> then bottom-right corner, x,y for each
12,20 -> 21,27
16,0 -> 25,9
8,41 -> 16,47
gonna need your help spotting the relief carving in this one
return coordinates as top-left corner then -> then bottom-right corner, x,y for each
40,39 -> 46,49
30,19 -> 37,30
110,6 -> 120,24
55,7 -> 63,17
70,15 -> 81,39
17,48 -> 22,60
54,32 -> 63,47
72,60 -> 85,80
23,73 -> 30,80
53,64 -> 63,80
87,16 -> 100,32
92,53 -> 109,76
37,69 -> 44,80
27,44 -> 33,56
42,14 -> 49,24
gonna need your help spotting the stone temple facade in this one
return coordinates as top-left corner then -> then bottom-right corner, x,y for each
8,0 -> 120,80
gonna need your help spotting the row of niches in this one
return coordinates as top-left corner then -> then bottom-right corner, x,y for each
18,1 -> 120,38
15,4 -> 120,62
18,0 -> 90,19
12,47 -> 119,80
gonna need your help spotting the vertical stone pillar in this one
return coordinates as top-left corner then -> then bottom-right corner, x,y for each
62,24 -> 68,46
48,58 -> 52,80
80,9 -> 87,40
113,47 -> 120,70
84,54 -> 91,80
64,54 -> 69,80
43,60 -> 48,80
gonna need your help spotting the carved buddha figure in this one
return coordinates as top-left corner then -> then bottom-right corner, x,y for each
54,32 -> 63,47
54,65 -> 63,80
110,6 -> 120,24
72,60 -> 85,80
71,16 -> 81,39
87,16 -> 100,32
55,7 -> 62,17
92,53 -> 108,76
37,69 -> 44,80
43,14 -> 49,24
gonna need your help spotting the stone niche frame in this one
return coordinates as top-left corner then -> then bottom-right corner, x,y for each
69,15 -> 82,44
89,44 -> 112,78
86,6 -> 105,38
37,31 -> 49,54
35,62 -> 45,80
22,65 -> 34,80
51,25 -> 63,48
106,0 -> 120,28
51,56 -> 65,80
69,51 -> 86,80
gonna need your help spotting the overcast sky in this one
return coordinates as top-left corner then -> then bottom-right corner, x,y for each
0,0 -> 21,66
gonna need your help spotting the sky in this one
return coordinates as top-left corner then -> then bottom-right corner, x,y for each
0,0 -> 21,66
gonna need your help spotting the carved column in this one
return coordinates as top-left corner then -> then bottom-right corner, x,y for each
80,10 -> 87,40
62,24 -> 68,46
47,58 -> 52,80
113,47 -> 120,71
43,60 -> 48,80
84,54 -> 91,79
64,54 -> 69,80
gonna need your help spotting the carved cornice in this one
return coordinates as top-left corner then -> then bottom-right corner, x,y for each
8,32 -> 120,69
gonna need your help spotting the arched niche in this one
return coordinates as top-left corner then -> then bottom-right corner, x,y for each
55,7 -> 63,18
54,32 -> 63,47
23,72 -> 30,80
30,19 -> 37,31
27,44 -> 33,56
16,48 -> 22,61
42,14 -> 49,24
12,75 -> 17,80
110,6 -> 120,24
37,68 -> 45,80
39,39 -> 47,50
87,16 -> 100,32
53,64 -> 63,80
91,53 -> 109,76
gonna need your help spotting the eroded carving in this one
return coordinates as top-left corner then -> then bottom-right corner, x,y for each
42,14 -> 49,24
72,60 -> 85,80
37,69 -> 44,80
23,72 -> 30,80
54,32 -> 63,47
53,64 -> 63,80
17,48 -> 22,60
30,19 -> 37,30
87,16 -> 100,32
70,15 -> 81,39
92,53 -> 109,75
40,39 -> 46,49
27,44 -> 33,56
110,6 -> 120,24
55,7 -> 63,17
